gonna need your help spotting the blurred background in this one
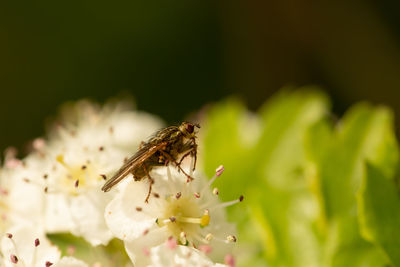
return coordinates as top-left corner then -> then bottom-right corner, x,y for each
1,0 -> 400,153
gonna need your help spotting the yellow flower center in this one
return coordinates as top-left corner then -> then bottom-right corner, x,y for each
157,195 -> 210,244
56,154 -> 102,194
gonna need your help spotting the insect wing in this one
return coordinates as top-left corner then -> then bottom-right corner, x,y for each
101,141 -> 168,192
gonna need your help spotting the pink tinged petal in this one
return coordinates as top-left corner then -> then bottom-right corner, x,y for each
67,246 -> 76,255
33,138 -> 46,150
142,247 -> 150,257
199,245 -> 212,254
224,254 -> 235,267
5,159 -> 21,169
166,237 -> 177,250
124,227 -> 169,267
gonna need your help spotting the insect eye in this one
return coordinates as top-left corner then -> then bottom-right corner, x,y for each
185,123 -> 194,134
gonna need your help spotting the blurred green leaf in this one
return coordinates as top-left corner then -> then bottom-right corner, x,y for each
319,104 -> 398,219
201,89 -> 329,267
200,90 -> 399,267
307,104 -> 398,266
357,164 -> 400,266
48,234 -> 131,266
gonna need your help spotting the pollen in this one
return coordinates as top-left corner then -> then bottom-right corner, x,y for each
56,154 -> 65,165
200,213 -> 210,227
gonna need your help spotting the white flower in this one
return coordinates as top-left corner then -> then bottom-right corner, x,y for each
53,257 -> 88,267
105,165 -> 242,266
0,155 -> 45,233
23,100 -> 163,246
49,100 -> 163,154
0,224 -> 87,267
145,238 -> 229,267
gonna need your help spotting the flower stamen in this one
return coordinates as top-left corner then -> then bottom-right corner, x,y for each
208,195 -> 244,210
200,165 -> 224,196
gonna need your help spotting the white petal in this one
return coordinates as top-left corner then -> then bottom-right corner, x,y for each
105,181 -> 160,241
53,256 -> 88,267
1,224 -> 61,267
45,194 -> 75,233
124,227 -> 170,266
109,112 -> 164,151
69,190 -> 114,246
147,244 -> 228,267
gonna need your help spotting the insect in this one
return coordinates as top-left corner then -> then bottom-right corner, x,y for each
101,122 -> 200,202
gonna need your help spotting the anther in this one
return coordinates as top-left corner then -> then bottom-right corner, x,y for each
205,233 -> 213,241
100,174 -> 107,180
35,238 -> 40,247
44,187 -> 48,193
179,232 -> 187,245
6,233 -> 12,238
43,174 -> 48,179
46,261 -> 53,267
10,254 -> 18,263
136,207 -> 142,212
194,192 -> 200,198
99,146 -> 104,151
176,192 -> 182,199
56,155 -> 65,164
23,178 -> 30,183
226,235 -> 237,243
74,180 -> 79,188
239,195 -> 244,202
153,193 -> 160,198
201,165 -> 224,195
216,165 -> 225,177
213,188 -> 219,195
81,165 -> 87,170
143,229 -> 149,235
200,210 -> 210,227
169,217 -> 176,222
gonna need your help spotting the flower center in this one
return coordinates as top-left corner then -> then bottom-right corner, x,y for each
56,155 -> 102,194
157,194 -> 210,244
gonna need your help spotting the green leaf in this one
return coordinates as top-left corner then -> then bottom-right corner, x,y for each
319,104 -> 398,219
47,234 -> 132,266
357,164 -> 400,266
201,89 -> 330,267
308,103 -> 398,266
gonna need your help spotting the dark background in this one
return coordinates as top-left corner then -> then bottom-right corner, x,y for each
1,1 -> 400,154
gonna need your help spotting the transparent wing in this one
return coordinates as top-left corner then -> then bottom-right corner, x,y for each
101,141 -> 167,192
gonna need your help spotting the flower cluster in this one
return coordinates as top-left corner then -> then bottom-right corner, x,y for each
0,99 -> 241,266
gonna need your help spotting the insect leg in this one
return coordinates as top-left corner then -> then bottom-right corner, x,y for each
192,148 -> 197,172
178,147 -> 197,172
142,164 -> 154,203
178,150 -> 192,166
160,150 -> 194,181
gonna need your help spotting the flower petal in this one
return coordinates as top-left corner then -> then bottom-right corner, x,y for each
53,256 -> 88,267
